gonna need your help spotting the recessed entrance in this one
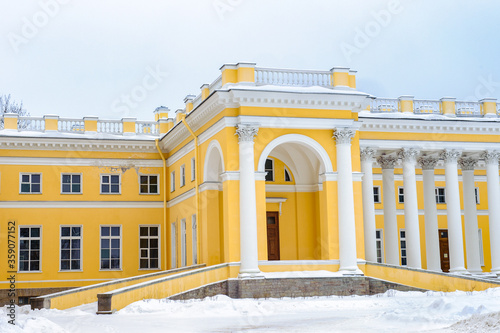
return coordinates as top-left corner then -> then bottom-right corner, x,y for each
439,229 -> 450,272
266,212 -> 280,260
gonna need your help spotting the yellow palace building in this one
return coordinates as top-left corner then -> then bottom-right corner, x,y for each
2,62 -> 500,305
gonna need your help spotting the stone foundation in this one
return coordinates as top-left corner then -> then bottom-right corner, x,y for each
0,287 -> 74,307
170,276 -> 425,301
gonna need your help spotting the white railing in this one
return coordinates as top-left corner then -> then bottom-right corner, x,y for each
455,101 -> 481,116
58,118 -> 84,133
413,100 -> 441,114
18,117 -> 45,131
97,120 -> 123,134
255,68 -> 332,87
208,75 -> 222,95
136,121 -> 158,135
370,98 -> 399,112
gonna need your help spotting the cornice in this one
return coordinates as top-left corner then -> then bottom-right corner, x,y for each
0,156 -> 163,167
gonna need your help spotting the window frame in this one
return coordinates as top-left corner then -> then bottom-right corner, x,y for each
170,171 -> 175,192
265,158 -> 275,182
191,157 -> 196,182
398,186 -> 404,203
61,173 -> 82,195
375,229 -> 384,263
475,187 -> 480,204
138,225 -> 160,270
435,187 -> 446,204
180,164 -> 186,187
99,225 -> 122,271
59,225 -> 83,272
180,219 -> 187,267
19,173 -> 42,194
373,186 -> 381,203
139,174 -> 160,195
192,214 -> 197,265
400,229 -> 407,266
18,225 -> 42,273
284,166 -> 292,183
478,229 -> 484,267
100,174 -> 121,195
171,222 -> 177,269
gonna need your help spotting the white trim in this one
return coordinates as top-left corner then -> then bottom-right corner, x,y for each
257,259 -> 341,265
266,184 -> 319,192
199,182 -> 222,192
257,134 -> 334,173
372,173 -> 488,182
319,172 -> 337,182
166,141 -> 195,167
192,214 -> 197,265
352,172 -> 364,182
1,156 -> 162,167
167,188 -> 196,208
221,171 -> 239,182
0,201 -> 163,209
361,139 -> 500,153
375,229 -> 384,263
171,222 -> 177,269
180,164 -> 186,187
374,209 -> 491,215
191,157 -> 196,182
203,140 -> 225,182
266,197 -> 287,203
170,171 -> 175,192
229,115 -> 356,130
255,171 -> 267,181
478,229 -> 484,267
180,219 -> 187,267
0,278 -> 116,284
264,158 -> 275,182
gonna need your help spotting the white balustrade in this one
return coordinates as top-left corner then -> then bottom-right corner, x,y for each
18,117 -> 45,131
208,75 -> 222,94
97,120 -> 123,134
456,101 -> 481,116
135,121 -> 158,135
255,68 -> 332,87
58,118 -> 84,133
413,100 -> 441,114
370,98 -> 399,112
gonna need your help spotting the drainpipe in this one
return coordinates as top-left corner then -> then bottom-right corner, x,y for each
155,139 -> 168,270
181,118 -> 200,264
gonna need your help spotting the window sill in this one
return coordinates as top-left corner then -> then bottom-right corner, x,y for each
61,193 -> 83,195
139,193 -> 160,195
99,269 -> 123,272
138,268 -> 161,271
100,193 -> 122,195
19,193 -> 42,195
18,271 -> 42,273
58,270 -> 83,272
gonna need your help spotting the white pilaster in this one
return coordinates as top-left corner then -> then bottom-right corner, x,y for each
235,124 -> 262,278
459,157 -> 482,274
361,147 -> 377,263
333,128 -> 360,274
398,148 -> 422,269
377,155 -> 399,266
440,149 -> 468,274
418,156 -> 441,272
481,151 -> 500,275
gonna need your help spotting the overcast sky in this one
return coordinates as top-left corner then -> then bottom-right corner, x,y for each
1,0 -> 500,120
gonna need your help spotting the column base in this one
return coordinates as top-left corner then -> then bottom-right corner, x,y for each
449,267 -> 470,275
467,268 -> 484,275
338,266 -> 364,276
238,270 -> 265,280
490,267 -> 500,276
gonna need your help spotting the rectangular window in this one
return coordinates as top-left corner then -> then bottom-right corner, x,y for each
20,173 -> 42,194
170,171 -> 175,192
140,175 -> 159,194
475,187 -> 480,204
171,223 -> 177,269
373,186 -> 381,203
139,226 -> 159,269
61,174 -> 81,194
400,229 -> 407,266
398,187 -> 404,203
181,219 -> 187,267
180,165 -> 186,187
60,226 -> 81,271
265,158 -> 274,182
435,187 -> 446,204
192,215 -> 197,265
101,174 -> 120,194
284,167 -> 292,182
191,158 -> 196,182
19,226 -> 41,272
376,229 -> 384,263
100,226 -> 121,270
478,229 -> 484,266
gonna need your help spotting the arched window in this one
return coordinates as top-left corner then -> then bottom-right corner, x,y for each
265,158 -> 274,181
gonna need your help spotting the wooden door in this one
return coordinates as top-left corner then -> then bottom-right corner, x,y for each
266,212 -> 280,260
439,229 -> 450,273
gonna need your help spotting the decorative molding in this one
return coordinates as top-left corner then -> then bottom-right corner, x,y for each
458,157 -> 478,171
418,156 -> 438,170
440,149 -> 462,163
333,128 -> 355,145
375,209 -> 490,216
255,171 -> 267,181
0,201 -> 163,209
352,172 -> 364,182
266,197 -> 287,203
360,147 -> 377,162
166,141 -> 195,167
398,148 -> 419,163
167,188 -> 195,208
220,171 -> 240,182
481,151 -> 500,165
265,184 -> 319,193
199,182 -> 222,192
377,155 -> 398,169
235,124 -> 259,142
360,139 -> 500,152
0,156 -> 163,167
371,173 -> 488,182
319,172 -> 337,182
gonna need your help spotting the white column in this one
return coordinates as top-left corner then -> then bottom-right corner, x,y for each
377,155 -> 399,266
418,156 -> 441,272
235,124 -> 262,278
333,128 -> 360,273
440,149 -> 467,274
398,148 -> 422,269
481,151 -> 500,275
361,147 -> 377,263
459,157 -> 482,274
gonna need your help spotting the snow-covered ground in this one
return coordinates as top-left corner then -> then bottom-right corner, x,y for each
2,288 -> 500,332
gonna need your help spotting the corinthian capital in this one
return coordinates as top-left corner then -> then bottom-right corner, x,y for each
235,124 -> 259,143
377,155 -> 398,170
360,147 -> 377,162
418,156 -> 438,170
481,151 -> 500,165
398,148 -> 420,163
333,128 -> 355,145
458,157 -> 478,171
440,149 -> 461,163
